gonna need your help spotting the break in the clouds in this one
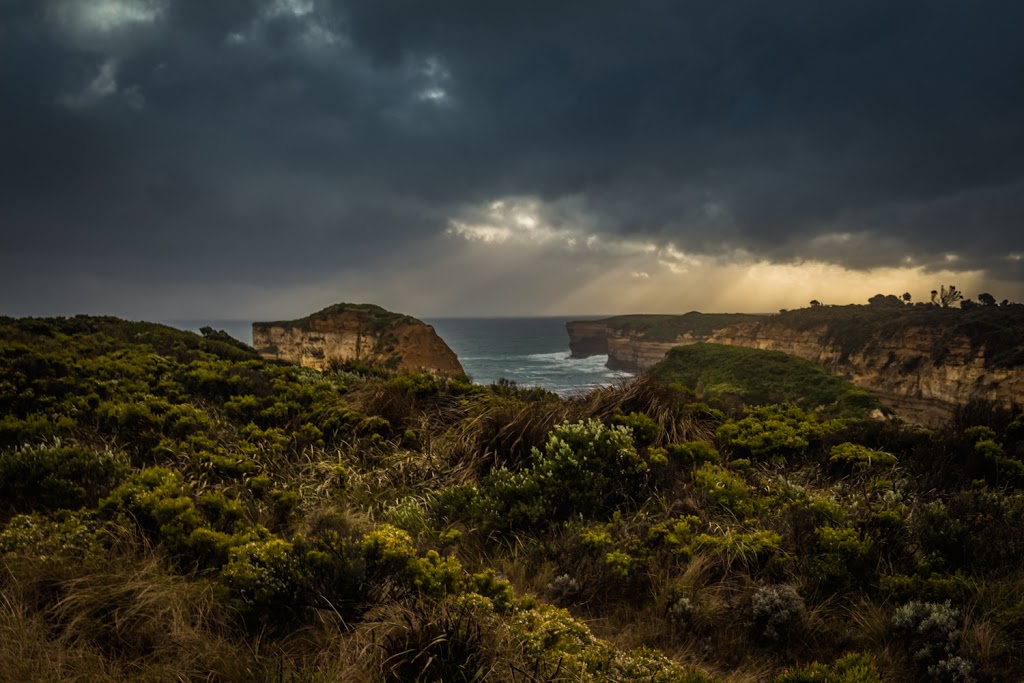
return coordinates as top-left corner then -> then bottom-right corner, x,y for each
2,0 -> 1024,319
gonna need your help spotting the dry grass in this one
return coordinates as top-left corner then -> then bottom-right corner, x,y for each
352,598 -> 510,683
0,550 -> 260,683
577,375 -> 714,447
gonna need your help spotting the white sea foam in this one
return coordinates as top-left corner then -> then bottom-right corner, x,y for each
426,318 -> 637,395
525,351 -> 572,362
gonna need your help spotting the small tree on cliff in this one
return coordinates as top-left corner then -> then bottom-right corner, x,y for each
902,292 -> 912,303
931,285 -> 963,308
978,292 -> 997,306
809,300 -> 822,307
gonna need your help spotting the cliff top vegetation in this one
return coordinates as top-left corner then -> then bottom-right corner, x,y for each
602,312 -> 766,342
2,314 -> 1023,681
770,301 -> 1024,367
256,302 -> 417,333
651,343 -> 884,418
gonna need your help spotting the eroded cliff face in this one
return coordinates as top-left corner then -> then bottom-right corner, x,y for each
253,305 -> 464,376
566,320 -> 609,358
567,313 -> 761,370
709,319 -> 1024,425
605,331 -> 701,371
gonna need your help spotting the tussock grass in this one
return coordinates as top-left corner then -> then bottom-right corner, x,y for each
577,374 -> 714,446
359,598 -> 504,683
0,549 -> 256,682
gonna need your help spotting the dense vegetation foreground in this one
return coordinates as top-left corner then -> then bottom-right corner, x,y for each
2,316 -> 1024,682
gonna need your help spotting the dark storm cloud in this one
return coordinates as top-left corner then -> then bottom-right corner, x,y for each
340,1 -> 1024,266
2,0 -> 1024,314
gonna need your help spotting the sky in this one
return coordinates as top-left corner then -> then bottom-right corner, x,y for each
2,0 -> 1024,320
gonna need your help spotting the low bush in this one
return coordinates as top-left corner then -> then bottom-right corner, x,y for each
0,444 -> 127,516
891,600 -> 976,682
751,584 -> 806,642
716,405 -> 842,461
771,653 -> 882,682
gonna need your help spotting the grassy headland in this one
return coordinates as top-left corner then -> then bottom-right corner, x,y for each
602,312 -> 766,342
650,343 -> 884,418
258,303 -> 417,333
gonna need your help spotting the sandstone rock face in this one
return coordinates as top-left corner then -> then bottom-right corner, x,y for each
567,313 -> 761,370
605,330 -> 700,371
566,307 -> 1024,425
253,304 -> 464,376
566,320 -> 609,358
709,319 -> 1024,425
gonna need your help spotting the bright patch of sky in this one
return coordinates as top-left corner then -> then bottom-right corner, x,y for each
227,0 -> 344,50
51,0 -> 164,34
414,57 -> 452,103
448,197 -> 696,276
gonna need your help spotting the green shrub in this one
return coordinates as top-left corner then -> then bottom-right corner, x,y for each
690,529 -> 783,571
469,568 -> 515,614
716,405 -> 841,461
693,463 -> 756,518
0,413 -> 77,448
475,419 -> 652,528
614,411 -> 659,447
96,399 -> 168,450
605,550 -> 637,578
385,373 -> 441,396
361,524 -> 463,598
771,653 -> 882,682
220,538 -> 301,622
975,437 -> 1024,485
100,468 -> 204,548
0,444 -> 127,514
666,441 -> 720,469
529,419 -> 646,518
828,442 -> 897,472
505,601 -> 717,682
292,517 -> 368,618
647,515 -> 702,557
878,573 -> 966,604
223,394 -> 263,422
99,467 -> 260,566
812,526 -> 874,591
0,510 -> 107,560
383,497 -> 430,536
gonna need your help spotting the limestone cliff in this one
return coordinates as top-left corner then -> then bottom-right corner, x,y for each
708,305 -> 1024,425
566,320 -> 608,358
605,331 -> 702,371
253,304 -> 464,376
566,313 -> 765,371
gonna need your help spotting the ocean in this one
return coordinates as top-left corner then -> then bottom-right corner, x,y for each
427,317 -> 632,395
163,316 -> 632,396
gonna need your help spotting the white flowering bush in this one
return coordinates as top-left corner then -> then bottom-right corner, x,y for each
476,419 -> 653,528
751,584 -> 805,642
891,600 -> 976,682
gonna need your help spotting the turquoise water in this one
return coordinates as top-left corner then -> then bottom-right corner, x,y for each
165,316 -> 631,396
426,317 -> 632,395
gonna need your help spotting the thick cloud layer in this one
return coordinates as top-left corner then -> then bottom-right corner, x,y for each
2,0 -> 1023,317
